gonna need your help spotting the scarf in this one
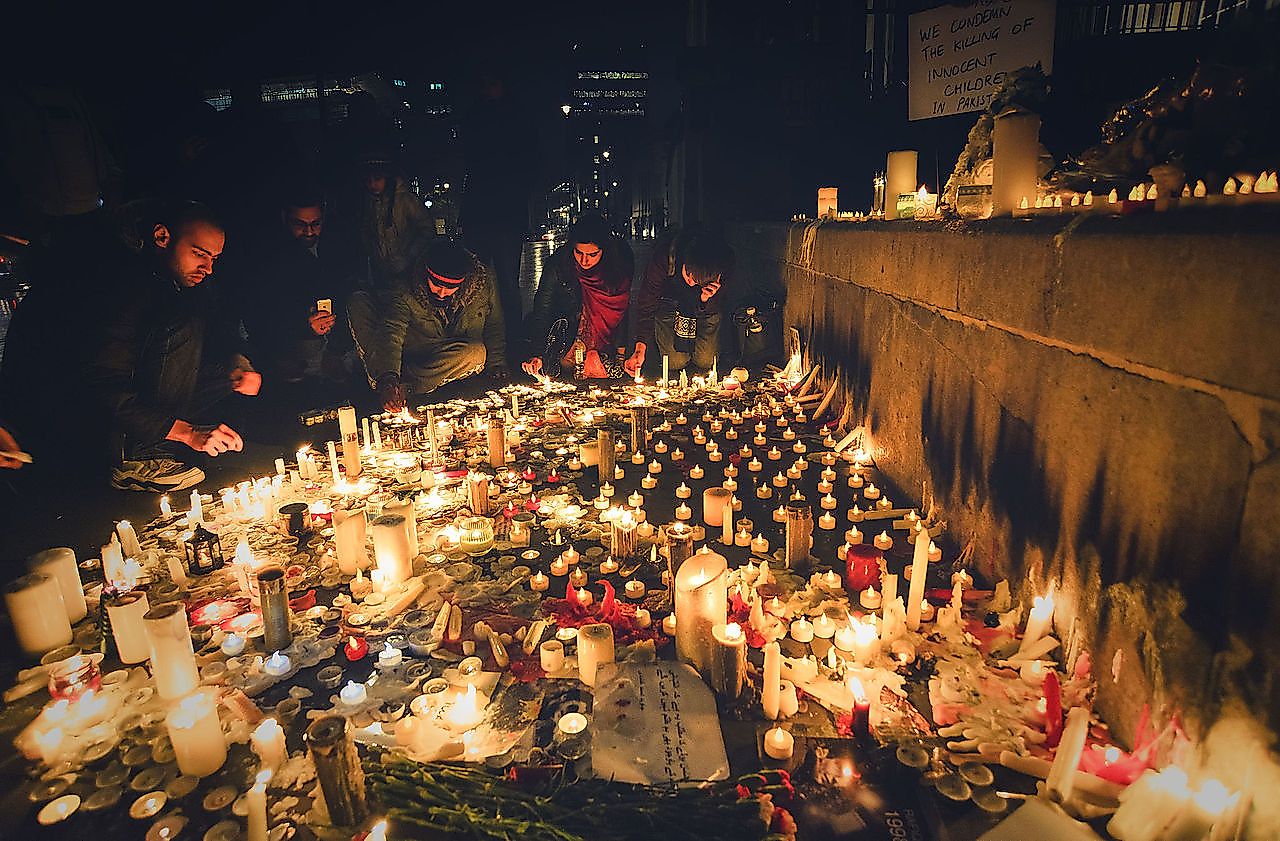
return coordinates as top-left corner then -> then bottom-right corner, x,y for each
576,263 -> 631,353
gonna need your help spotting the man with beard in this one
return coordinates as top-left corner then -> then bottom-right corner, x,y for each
237,189 -> 356,391
349,241 -> 507,411
89,201 -> 261,491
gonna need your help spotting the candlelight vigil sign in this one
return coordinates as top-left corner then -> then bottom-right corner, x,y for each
908,0 -> 1055,120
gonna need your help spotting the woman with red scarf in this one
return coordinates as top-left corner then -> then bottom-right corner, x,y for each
522,214 -> 637,379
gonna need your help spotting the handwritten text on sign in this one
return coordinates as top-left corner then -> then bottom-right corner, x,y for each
908,0 -> 1055,121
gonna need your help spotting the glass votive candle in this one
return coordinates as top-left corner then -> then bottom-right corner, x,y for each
48,653 -> 101,702
317,665 -> 345,689
458,516 -> 495,557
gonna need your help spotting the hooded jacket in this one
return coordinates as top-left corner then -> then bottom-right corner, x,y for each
367,252 -> 507,379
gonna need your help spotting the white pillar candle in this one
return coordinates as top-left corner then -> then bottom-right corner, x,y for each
251,718 -> 287,772
905,527 -> 929,631
106,590 -> 151,664
702,487 -> 731,527
709,621 -> 747,698
372,514 -> 413,585
4,573 -> 72,658
539,640 -> 565,673
577,623 -> 615,687
371,420 -> 381,451
116,520 -> 142,559
886,150 -> 918,219
160,495 -> 173,516
1046,706 -> 1090,803
992,108 -> 1042,217
144,603 -> 200,700
189,489 -> 203,525
165,690 -> 227,777
662,354 -> 669,385
762,641 -> 782,720
338,405 -> 362,478
333,503 -> 369,575
382,497 -> 419,555
674,550 -> 728,673
247,769 -> 271,841
27,548 -> 85,624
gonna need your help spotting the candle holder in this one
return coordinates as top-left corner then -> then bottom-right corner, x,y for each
467,471 -> 491,516
597,427 -> 615,486
305,716 -> 368,827
278,502 -> 310,536
784,502 -> 813,570
47,653 -> 101,702
674,550 -> 728,675
459,516 -> 495,557
183,524 -> 224,576
257,566 -> 292,653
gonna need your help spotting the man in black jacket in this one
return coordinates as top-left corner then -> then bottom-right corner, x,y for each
89,202 -> 261,491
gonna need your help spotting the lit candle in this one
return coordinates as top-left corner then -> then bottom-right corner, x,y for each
812,613 -> 837,639
818,512 -> 836,530
263,651 -> 292,676
789,617 -> 814,643
159,495 -> 173,516
530,571 -> 550,591
165,690 -> 227,777
1020,589 -> 1055,655
252,718 -> 287,771
5,573 -> 73,658
674,550 -> 728,672
763,726 -> 794,760
106,590 -> 151,664
378,641 -> 403,669
339,680 -> 368,706
873,531 -> 893,550
221,632 -> 247,657
624,579 -> 645,598
576,587 -> 594,606
577,623 -> 615,686
27,547 -> 86,624
675,502 -> 692,520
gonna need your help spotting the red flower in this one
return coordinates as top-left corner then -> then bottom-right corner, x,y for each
770,807 -> 798,841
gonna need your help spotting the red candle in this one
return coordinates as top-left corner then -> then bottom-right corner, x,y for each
1042,670 -> 1064,747
521,467 -> 537,482
504,501 -> 518,519
845,544 -> 883,592
546,468 -> 561,483
524,494 -> 540,512
849,677 -> 871,740
344,635 -> 368,662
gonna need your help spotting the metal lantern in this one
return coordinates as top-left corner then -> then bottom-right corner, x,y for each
184,524 -> 225,576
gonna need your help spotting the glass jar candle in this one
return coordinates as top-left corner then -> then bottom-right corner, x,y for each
458,516 -> 495,557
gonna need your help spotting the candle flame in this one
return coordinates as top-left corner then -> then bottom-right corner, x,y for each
847,675 -> 868,703
725,622 -> 742,640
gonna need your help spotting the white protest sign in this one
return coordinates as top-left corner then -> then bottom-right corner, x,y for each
909,0 -> 1055,121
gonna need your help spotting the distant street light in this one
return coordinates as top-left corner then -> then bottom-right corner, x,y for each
561,104 -> 571,116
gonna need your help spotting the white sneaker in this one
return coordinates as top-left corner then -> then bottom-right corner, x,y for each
111,458 -> 205,492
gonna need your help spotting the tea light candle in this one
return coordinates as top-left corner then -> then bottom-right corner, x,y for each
165,690 -> 226,777
734,527 -> 751,547
530,571 -> 550,591
662,613 -> 677,635
221,632 -> 247,657
562,545 -> 581,565
631,451 -> 645,464
339,680 -> 368,706
848,505 -> 864,522
928,541 -> 943,562
674,502 -> 692,520
773,505 -> 787,522
820,493 -> 837,510
873,531 -> 893,550
377,641 -> 403,669
634,608 -> 652,628
763,726 -> 794,760
573,587 -> 593,606
343,635 -> 367,661
818,512 -> 836,530
789,617 -> 814,643
675,482 -> 692,499
848,474 -> 865,489
845,526 -> 863,545
648,460 -> 662,474
786,465 -> 802,480
549,556 -> 569,576
722,477 -> 738,492
772,472 -> 788,488
751,534 -> 770,553
859,588 -> 882,610
863,483 -> 880,500
766,446 -> 781,461
558,712 -> 588,736
263,651 -> 292,676
817,479 -> 833,495
569,567 -> 588,587
812,613 -> 837,639
671,447 -> 684,461
653,440 -> 668,454
600,556 -> 619,574
641,475 -> 658,489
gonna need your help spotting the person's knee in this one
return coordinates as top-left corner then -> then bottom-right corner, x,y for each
459,340 -> 488,370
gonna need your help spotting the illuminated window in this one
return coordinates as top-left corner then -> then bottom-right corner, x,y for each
203,89 -> 232,111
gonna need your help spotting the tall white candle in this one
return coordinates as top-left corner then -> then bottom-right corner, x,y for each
905,528 -> 929,631
674,549 -> 728,673
106,590 -> 151,664
251,718 -> 287,772
144,603 -> 200,700
762,641 -> 782,720
4,573 -> 72,657
577,623 -> 616,687
247,769 -> 271,841
332,503 -> 369,575
102,535 -> 125,588
116,521 -> 142,559
165,690 -> 227,777
992,108 -> 1041,217
27,548 -> 85,624
1046,707 -> 1090,803
189,489 -> 203,525
702,487 -> 731,527
338,406 -> 362,478
722,501 -> 733,545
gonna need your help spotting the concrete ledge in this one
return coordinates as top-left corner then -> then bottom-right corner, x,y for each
730,212 -> 1280,745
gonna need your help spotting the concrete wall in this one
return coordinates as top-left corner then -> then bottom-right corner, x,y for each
729,210 -> 1280,762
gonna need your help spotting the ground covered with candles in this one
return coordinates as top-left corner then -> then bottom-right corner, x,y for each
1,369 -> 1236,841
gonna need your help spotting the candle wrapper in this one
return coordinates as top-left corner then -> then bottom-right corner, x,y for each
257,566 -> 293,653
